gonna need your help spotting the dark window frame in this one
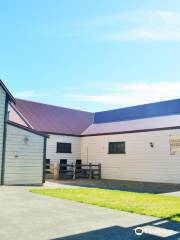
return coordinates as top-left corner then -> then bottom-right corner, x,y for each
56,142 -> 72,153
108,141 -> 126,154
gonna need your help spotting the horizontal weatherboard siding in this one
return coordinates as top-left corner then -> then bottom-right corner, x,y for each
0,86 -> 6,183
46,134 -> 81,165
81,129 -> 180,184
4,124 -> 44,185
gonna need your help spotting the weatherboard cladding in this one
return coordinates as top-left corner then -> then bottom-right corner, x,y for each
15,99 -> 94,135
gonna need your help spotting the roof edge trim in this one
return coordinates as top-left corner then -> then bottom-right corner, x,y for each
81,126 -> 180,137
0,80 -> 16,104
9,102 -> 33,129
7,121 -> 49,138
41,131 -> 81,137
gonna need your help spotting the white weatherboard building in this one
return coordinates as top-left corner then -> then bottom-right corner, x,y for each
0,80 -> 47,185
6,80 -> 180,185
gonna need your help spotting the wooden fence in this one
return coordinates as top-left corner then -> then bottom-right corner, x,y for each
46,163 -> 101,180
45,163 -> 53,179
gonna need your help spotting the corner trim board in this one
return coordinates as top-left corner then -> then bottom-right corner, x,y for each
42,137 -> 47,184
1,96 -> 8,185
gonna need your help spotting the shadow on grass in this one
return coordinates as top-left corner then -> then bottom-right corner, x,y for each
50,179 -> 180,194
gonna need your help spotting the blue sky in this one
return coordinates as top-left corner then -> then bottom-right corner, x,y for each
1,0 -> 180,112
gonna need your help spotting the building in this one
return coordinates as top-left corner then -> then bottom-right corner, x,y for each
0,80 -> 47,185
8,81 -> 180,185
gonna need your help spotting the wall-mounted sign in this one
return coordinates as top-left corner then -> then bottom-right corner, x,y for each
170,135 -> 180,155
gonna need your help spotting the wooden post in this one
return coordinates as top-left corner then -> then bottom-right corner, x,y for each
98,164 -> 101,179
53,163 -> 60,180
89,163 -> 92,179
73,163 -> 76,180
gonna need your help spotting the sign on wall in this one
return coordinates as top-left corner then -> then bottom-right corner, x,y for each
170,135 -> 180,155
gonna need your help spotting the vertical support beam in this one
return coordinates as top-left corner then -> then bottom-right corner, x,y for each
98,164 -> 101,179
53,163 -> 60,180
42,137 -> 47,184
1,96 -> 8,185
89,163 -> 92,179
73,163 -> 76,180
86,147 -> 89,164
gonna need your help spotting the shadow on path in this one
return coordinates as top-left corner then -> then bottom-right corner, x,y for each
52,218 -> 180,240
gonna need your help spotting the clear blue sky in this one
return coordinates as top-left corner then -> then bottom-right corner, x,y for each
1,0 -> 180,112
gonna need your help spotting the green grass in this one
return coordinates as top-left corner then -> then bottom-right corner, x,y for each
31,188 -> 180,222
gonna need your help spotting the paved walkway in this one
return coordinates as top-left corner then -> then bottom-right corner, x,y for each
161,191 -> 180,197
0,185 -> 179,240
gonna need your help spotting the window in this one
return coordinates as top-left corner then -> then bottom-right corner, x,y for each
57,142 -> 72,153
108,142 -> 125,154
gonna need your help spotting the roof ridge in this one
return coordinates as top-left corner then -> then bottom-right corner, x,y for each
16,98 -> 93,114
95,98 -> 180,114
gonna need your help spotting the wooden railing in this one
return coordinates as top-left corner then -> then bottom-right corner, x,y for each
45,163 -> 52,179
59,163 -> 101,180
45,163 -> 101,180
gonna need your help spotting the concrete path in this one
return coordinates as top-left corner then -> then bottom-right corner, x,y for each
44,181 -> 81,189
161,191 -> 180,197
0,185 -> 179,240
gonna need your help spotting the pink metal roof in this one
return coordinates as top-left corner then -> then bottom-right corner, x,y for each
15,99 -> 94,136
13,98 -> 180,137
82,115 -> 180,136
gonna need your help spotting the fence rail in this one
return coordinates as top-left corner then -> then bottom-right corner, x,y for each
45,164 -> 53,179
46,163 -> 101,180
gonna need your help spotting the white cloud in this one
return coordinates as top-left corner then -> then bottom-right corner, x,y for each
71,10 -> 180,42
148,10 -> 180,23
15,90 -> 52,99
40,10 -> 180,42
105,10 -> 180,42
63,82 -> 180,108
73,15 -> 131,28
106,28 -> 180,41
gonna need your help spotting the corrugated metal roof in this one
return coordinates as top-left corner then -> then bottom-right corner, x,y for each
82,115 -> 180,136
94,99 -> 180,124
15,99 -> 94,136
14,98 -> 180,136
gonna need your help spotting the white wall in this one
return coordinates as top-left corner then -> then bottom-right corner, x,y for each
4,124 -> 44,185
46,134 -> 81,164
0,86 -> 6,181
8,104 -> 28,127
81,129 -> 180,184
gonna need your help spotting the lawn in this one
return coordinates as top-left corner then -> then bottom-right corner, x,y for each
31,188 -> 180,222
